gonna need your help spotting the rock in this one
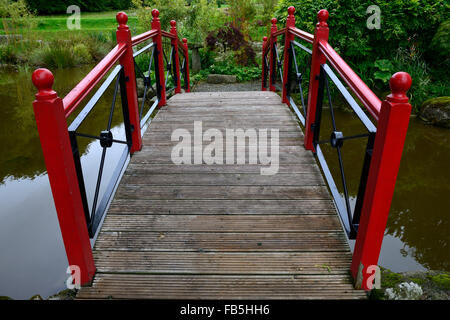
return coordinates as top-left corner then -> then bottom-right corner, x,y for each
0,34 -> 23,43
206,74 -> 237,84
420,96 -> 450,128
136,78 -> 156,98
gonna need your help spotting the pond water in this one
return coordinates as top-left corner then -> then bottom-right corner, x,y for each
0,67 -> 449,299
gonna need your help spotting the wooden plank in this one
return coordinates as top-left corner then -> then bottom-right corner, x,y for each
100,214 -> 342,232
94,232 -> 350,252
153,114 -> 297,122
147,120 -> 301,131
114,185 -> 330,200
107,199 -> 336,215
120,173 -> 324,186
125,163 -> 321,174
160,105 -> 291,113
77,274 -> 367,299
93,251 -> 353,275
131,146 -> 316,164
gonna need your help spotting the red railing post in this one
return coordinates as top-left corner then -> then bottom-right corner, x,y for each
282,6 -> 296,104
32,69 -> 95,285
269,18 -> 278,92
152,9 -> 167,106
351,72 -> 412,290
170,20 -> 182,94
261,36 -> 268,91
116,12 -> 142,153
304,10 -> 329,151
182,38 -> 191,92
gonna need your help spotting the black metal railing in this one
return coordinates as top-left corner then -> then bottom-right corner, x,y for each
162,38 -> 178,93
271,42 -> 284,92
285,40 -> 312,126
262,46 -> 270,90
178,44 -> 189,91
133,42 -> 161,131
312,63 -> 377,239
68,65 -> 133,238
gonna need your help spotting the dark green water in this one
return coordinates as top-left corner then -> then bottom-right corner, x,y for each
0,67 -> 449,299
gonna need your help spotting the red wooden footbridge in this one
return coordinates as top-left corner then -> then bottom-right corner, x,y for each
31,7 -> 412,299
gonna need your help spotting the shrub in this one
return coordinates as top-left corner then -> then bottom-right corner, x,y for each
275,0 -> 448,61
73,43 -> 93,65
0,44 -> 18,64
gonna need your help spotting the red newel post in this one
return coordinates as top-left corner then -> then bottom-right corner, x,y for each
269,18 -> 278,92
170,20 -> 182,94
304,9 -> 329,151
152,9 -> 167,106
261,36 -> 268,91
182,38 -> 191,92
32,69 -> 95,285
282,6 -> 296,104
351,72 -> 412,290
116,12 -> 142,153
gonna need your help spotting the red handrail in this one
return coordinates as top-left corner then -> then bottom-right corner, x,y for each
272,27 -> 286,37
161,30 -> 176,39
63,43 -> 127,117
319,40 -> 381,120
288,26 -> 314,44
131,29 -> 158,46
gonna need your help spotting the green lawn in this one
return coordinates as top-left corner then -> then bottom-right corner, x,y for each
1,11 -> 139,38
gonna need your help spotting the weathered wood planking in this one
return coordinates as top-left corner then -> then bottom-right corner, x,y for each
77,91 -> 366,300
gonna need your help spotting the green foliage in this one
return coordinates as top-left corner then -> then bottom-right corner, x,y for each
373,59 -> 394,84
276,0 -> 448,61
275,0 -> 449,108
181,0 -> 226,45
132,0 -> 225,45
200,61 -> 261,82
0,44 -> 17,63
428,273 -> 450,290
0,0 -> 36,35
430,20 -> 450,60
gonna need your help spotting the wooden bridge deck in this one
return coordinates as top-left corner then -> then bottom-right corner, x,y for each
77,91 -> 367,299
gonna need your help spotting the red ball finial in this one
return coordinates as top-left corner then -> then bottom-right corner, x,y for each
263,36 -> 268,41
388,72 -> 412,103
32,68 -> 56,99
182,38 -> 187,44
271,18 -> 277,25
288,6 -> 296,15
317,9 -> 329,26
116,12 -> 128,25
152,9 -> 159,18
170,20 -> 176,27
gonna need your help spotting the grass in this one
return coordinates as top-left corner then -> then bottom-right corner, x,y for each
1,11 -> 139,39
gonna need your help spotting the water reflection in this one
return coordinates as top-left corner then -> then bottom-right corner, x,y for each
0,66 -> 129,299
319,108 -> 450,272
